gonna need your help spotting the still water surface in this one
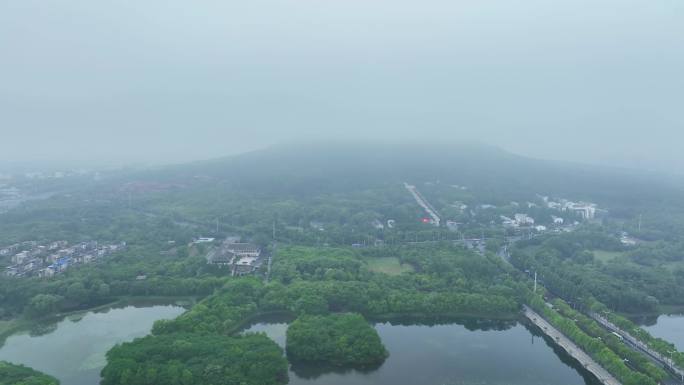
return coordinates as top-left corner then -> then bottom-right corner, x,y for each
243,316 -> 601,385
0,307 -> 603,385
639,313 -> 684,351
0,304 -> 184,385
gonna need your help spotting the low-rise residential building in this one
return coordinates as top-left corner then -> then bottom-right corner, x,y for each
5,266 -> 18,277
565,202 -> 597,219
451,202 -> 468,211
501,215 -> 516,227
225,243 -> 261,257
193,237 -> 215,244
12,251 -> 30,265
514,213 -> 535,226
209,249 -> 236,267
0,244 -> 20,256
620,232 -> 638,246
446,220 -> 460,231
235,256 -> 259,276
37,266 -> 55,278
3,240 -> 126,278
48,241 -> 68,251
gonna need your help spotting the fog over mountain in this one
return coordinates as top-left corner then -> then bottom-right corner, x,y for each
1,0 -> 682,171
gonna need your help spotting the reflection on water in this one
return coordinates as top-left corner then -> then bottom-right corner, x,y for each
0,304 -> 185,385
242,316 -> 601,385
290,358 -> 384,380
0,307 -> 605,385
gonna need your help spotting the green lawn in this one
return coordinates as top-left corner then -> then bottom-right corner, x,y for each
592,250 -> 624,263
366,257 -> 415,276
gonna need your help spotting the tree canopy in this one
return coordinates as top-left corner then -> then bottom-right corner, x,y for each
101,333 -> 288,385
286,313 -> 388,367
0,361 -> 59,385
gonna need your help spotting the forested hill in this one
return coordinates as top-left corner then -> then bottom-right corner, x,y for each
131,141 -> 684,211
4,141 -> 684,245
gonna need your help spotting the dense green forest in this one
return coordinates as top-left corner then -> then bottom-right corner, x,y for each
0,361 -> 59,385
104,244 -> 524,383
511,227 -> 684,313
286,313 -> 388,366
101,333 -> 287,385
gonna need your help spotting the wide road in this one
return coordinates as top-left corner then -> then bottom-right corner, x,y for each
590,312 -> 684,382
404,182 -> 441,226
523,305 -> 622,385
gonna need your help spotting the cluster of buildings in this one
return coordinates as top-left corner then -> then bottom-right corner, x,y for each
0,169 -> 102,181
2,240 -> 126,278
496,196 -> 602,233
620,232 -> 638,246
540,196 -> 599,220
207,239 -> 263,276
500,214 -> 547,232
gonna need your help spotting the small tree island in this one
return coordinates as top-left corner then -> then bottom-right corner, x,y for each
0,361 -> 60,385
286,313 -> 388,367
100,333 -> 288,385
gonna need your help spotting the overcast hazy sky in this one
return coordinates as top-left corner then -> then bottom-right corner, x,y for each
1,0 -> 682,170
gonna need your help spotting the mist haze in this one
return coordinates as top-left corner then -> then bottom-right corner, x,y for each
1,0 -> 682,171
5,3 -> 684,384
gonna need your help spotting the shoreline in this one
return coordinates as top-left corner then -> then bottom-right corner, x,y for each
0,295 -> 197,346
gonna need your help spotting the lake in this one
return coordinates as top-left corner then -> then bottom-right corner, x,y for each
0,307 -> 603,385
242,315 -> 602,385
0,303 -> 185,385
638,313 -> 684,351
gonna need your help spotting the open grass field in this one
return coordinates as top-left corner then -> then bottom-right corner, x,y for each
366,257 -> 415,276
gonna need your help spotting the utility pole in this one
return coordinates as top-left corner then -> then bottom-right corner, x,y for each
638,214 -> 642,232
534,270 -> 538,293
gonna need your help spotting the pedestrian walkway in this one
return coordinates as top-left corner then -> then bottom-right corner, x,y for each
523,305 -> 622,385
